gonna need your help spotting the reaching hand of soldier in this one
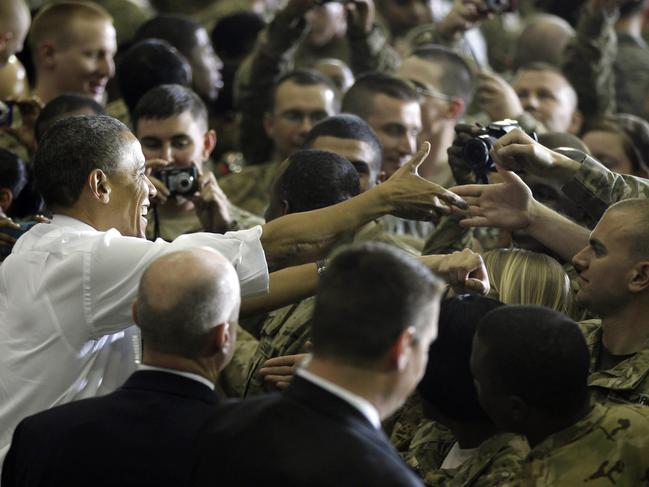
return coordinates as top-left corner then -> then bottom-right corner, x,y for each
381,142 -> 468,220
438,0 -> 492,40
450,165 -> 537,231
346,0 -> 375,36
192,171 -> 233,234
447,123 -> 485,185
259,353 -> 310,390
475,71 -> 523,122
423,248 -> 490,295
0,216 -> 21,245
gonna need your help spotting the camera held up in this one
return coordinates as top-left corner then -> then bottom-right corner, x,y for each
155,166 -> 199,197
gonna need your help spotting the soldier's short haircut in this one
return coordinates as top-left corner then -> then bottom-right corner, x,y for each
268,69 -> 338,113
418,295 -> 504,422
312,242 -> 443,367
133,84 -> 207,131
342,72 -> 420,121
278,149 -> 360,215
34,115 -> 130,209
117,39 -> 192,115
303,114 -> 384,174
476,305 -> 590,417
29,1 -> 112,51
35,93 -> 106,142
606,198 -> 649,260
410,44 -> 474,105
134,15 -> 203,61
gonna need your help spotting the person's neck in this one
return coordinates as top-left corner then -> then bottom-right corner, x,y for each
525,401 -> 591,448
142,349 -> 219,385
156,196 -> 194,216
34,78 -> 62,105
418,126 -> 454,182
601,301 -> 649,354
54,206 -> 99,229
306,356 -> 393,420
616,14 -> 643,39
446,419 -> 499,449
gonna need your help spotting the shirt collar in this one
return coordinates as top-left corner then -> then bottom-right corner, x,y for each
51,214 -> 99,232
137,364 -> 215,391
296,367 -> 381,429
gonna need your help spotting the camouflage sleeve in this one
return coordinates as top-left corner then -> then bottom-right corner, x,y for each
561,3 -> 618,120
562,154 -> 649,227
218,324 -> 259,398
402,420 -> 456,477
422,216 -> 475,256
234,13 -> 307,164
348,23 -> 400,74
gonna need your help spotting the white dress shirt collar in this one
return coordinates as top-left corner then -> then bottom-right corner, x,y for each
297,368 -> 381,429
138,364 -> 215,391
51,214 -> 98,231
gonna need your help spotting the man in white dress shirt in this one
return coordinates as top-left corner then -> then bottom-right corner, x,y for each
0,114 -> 465,468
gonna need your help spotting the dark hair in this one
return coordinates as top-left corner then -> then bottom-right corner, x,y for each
211,12 -> 266,61
342,72 -> 420,120
620,0 -> 648,17
476,305 -> 590,417
0,149 -> 28,198
117,39 -> 192,114
269,69 -> 338,113
312,242 -> 443,366
35,93 -> 106,142
279,149 -> 360,214
133,84 -> 208,130
134,14 -> 202,60
411,44 -> 474,104
418,295 -> 504,422
303,114 -> 384,174
34,115 -> 130,208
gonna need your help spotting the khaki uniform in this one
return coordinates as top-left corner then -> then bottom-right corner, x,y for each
580,320 -> 649,407
562,154 -> 649,229
387,392 -> 429,453
217,160 -> 278,217
219,325 -> 261,398
401,420 -> 456,474
519,403 -> 649,486
106,98 -> 131,128
419,433 -> 529,487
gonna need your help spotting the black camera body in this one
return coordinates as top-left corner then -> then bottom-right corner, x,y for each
156,166 -> 199,196
484,0 -> 517,13
463,119 -> 534,183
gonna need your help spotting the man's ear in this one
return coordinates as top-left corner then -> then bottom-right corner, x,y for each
36,42 -> 57,70
569,109 -> 584,135
263,111 -> 275,138
389,326 -> 416,371
445,98 -> 465,120
0,32 -> 12,51
629,261 -> 649,293
202,129 -> 217,161
88,169 -> 111,204
0,188 -> 13,212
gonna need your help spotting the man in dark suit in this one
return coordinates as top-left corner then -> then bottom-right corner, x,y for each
192,242 -> 444,487
2,247 -> 241,487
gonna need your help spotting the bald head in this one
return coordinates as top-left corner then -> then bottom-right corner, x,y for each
513,15 -> 575,71
0,0 -> 30,67
135,248 -> 241,358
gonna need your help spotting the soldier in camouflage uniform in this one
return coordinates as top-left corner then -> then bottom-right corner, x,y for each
473,306 -> 649,487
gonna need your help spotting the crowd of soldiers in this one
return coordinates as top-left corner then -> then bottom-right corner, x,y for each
1,0 -> 649,485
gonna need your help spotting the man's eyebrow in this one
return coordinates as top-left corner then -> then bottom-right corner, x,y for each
589,238 -> 607,252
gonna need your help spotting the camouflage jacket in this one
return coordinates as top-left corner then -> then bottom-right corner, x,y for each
580,320 -> 649,407
519,402 -> 649,486
401,419 -> 456,474
562,154 -> 649,229
218,324 -> 261,398
217,160 -> 278,217
422,433 -> 529,487
235,11 -> 398,164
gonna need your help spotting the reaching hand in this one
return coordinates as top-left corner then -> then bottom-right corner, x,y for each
383,142 -> 468,220
281,0 -> 317,20
346,0 -> 375,36
447,123 -> 485,185
475,71 -> 523,122
259,353 -> 310,390
450,165 -> 536,231
490,128 -> 563,176
145,159 -> 171,205
438,0 -> 492,39
422,248 -> 490,295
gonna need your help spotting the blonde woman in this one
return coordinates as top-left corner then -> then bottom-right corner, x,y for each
484,248 -> 575,317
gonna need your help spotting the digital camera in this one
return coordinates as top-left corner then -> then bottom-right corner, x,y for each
463,120 -> 535,182
155,166 -> 199,196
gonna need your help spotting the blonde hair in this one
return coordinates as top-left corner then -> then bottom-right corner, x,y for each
484,248 -> 573,315
29,1 -> 112,50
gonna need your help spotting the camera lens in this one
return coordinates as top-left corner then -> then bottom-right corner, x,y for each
464,138 -> 491,171
177,173 -> 194,191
